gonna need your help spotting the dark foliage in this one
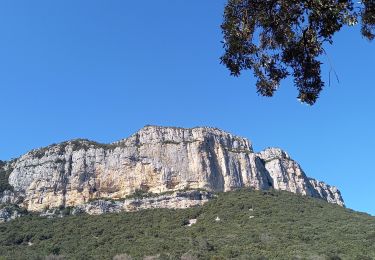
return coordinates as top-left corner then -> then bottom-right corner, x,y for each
0,162 -> 13,193
362,0 -> 375,40
0,190 -> 374,259
221,0 -> 374,104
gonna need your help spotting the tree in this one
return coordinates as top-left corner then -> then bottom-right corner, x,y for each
221,0 -> 374,105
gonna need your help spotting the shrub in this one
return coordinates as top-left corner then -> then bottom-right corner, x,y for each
0,164 -> 13,193
45,255 -> 65,260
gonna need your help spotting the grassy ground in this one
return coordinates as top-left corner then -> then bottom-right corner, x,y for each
0,189 -> 374,260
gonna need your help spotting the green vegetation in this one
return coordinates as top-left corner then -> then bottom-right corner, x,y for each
30,139 -> 125,159
0,189 -> 374,259
0,204 -> 28,216
123,188 -> 208,200
86,188 -> 208,203
221,0 -> 374,105
125,189 -> 168,200
162,140 -> 182,145
0,161 -> 13,193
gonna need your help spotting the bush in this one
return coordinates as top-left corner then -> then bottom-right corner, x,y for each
0,163 -> 13,193
45,255 -> 65,260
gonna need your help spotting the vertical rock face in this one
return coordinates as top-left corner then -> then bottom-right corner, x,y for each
308,179 -> 344,206
2,126 -> 344,211
257,148 -> 344,207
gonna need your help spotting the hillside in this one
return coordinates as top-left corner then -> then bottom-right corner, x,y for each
0,189 -> 374,260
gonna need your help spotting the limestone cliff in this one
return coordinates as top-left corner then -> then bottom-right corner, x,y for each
1,126 -> 344,212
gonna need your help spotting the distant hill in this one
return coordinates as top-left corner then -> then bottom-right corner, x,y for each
0,189 -> 373,259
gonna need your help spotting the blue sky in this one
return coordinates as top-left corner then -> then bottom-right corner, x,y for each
1,1 -> 374,215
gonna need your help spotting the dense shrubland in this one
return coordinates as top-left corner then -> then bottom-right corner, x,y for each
0,189 -> 374,259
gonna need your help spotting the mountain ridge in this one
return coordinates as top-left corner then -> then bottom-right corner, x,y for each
0,125 -> 344,215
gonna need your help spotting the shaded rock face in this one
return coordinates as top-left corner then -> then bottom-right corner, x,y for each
2,126 -> 344,211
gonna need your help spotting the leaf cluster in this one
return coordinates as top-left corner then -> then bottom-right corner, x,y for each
221,0 -> 374,104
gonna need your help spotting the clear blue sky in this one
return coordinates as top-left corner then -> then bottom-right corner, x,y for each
1,1 -> 374,215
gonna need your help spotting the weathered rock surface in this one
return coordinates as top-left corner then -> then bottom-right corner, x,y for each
257,148 -> 344,207
1,126 -> 344,212
0,190 -> 19,205
0,205 -> 26,223
73,190 -> 213,215
35,190 -> 212,219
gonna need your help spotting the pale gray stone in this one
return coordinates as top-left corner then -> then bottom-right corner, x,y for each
0,126 -> 343,212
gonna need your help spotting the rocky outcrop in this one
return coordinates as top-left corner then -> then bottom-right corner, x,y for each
0,205 -> 26,223
1,126 -> 344,212
0,190 -> 19,205
73,190 -> 213,215
309,179 -> 344,206
257,148 -> 344,207
35,190 -> 213,218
